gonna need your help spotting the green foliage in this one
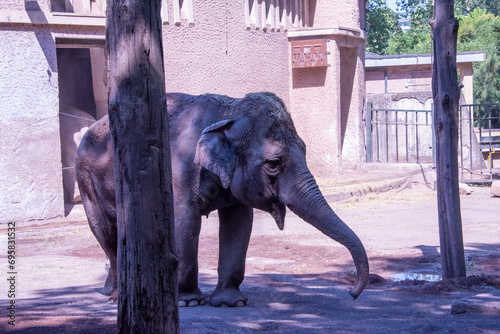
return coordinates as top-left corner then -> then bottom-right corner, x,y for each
397,0 -> 433,27
385,0 -> 433,54
386,24 -> 432,54
456,8 -> 500,104
457,8 -> 500,52
366,0 -> 401,54
456,0 -> 500,17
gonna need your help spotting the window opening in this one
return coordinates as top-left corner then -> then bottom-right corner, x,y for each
51,0 -> 105,15
246,0 -> 307,30
174,0 -> 194,25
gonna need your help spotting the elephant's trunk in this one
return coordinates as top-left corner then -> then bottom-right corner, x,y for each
281,169 -> 369,300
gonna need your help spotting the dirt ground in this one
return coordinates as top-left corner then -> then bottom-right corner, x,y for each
1,181 -> 499,333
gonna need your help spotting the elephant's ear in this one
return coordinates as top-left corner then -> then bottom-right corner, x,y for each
194,119 -> 236,189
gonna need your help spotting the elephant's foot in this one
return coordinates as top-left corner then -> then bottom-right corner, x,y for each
103,269 -> 117,302
178,288 -> 206,307
209,288 -> 247,307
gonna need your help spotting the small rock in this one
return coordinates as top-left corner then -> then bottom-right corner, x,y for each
491,180 -> 500,197
459,183 -> 473,195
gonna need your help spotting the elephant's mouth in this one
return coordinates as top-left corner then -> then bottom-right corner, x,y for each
270,202 -> 286,230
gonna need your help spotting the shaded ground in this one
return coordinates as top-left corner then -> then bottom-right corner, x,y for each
1,178 -> 499,333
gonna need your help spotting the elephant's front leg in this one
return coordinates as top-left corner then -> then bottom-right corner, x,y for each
176,209 -> 205,307
210,202 -> 253,307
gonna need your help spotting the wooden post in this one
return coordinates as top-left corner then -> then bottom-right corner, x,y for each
430,0 -> 466,279
106,0 -> 179,332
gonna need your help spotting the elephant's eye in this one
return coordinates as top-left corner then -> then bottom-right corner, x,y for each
265,159 -> 281,170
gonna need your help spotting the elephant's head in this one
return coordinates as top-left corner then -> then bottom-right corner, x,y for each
195,92 -> 369,299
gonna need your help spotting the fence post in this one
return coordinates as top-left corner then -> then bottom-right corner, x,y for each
431,103 -> 436,167
366,102 -> 373,162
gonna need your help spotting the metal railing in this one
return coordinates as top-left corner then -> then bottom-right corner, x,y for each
459,103 -> 500,183
365,102 -> 499,183
365,102 -> 435,165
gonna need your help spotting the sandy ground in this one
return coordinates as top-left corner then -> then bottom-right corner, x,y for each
1,181 -> 499,333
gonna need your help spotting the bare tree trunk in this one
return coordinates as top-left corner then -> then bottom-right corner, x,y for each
106,0 -> 179,332
430,0 -> 466,279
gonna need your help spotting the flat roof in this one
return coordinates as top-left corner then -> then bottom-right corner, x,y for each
365,51 -> 486,68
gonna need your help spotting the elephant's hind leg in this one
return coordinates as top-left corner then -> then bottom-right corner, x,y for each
77,170 -> 118,301
210,203 -> 253,307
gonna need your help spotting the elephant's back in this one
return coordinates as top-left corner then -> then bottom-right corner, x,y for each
166,93 -> 232,127
75,115 -> 113,188
77,115 -> 112,159
166,93 -> 233,146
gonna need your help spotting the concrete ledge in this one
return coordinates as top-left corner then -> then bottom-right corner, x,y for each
324,176 -> 411,203
288,26 -> 366,40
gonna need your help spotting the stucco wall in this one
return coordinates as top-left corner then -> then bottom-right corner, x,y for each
0,0 -> 366,221
312,0 -> 365,30
0,26 -> 63,222
1,0 -> 51,11
0,20 -> 105,221
289,0 -> 366,178
0,1 -> 291,221
162,0 -> 290,104
366,65 -> 432,95
290,59 -> 341,175
339,43 -> 366,171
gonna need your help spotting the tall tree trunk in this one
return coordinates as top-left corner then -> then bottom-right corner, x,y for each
106,0 -> 179,332
430,0 -> 466,279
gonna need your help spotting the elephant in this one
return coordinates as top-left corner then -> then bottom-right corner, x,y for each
75,92 -> 369,307
59,105 -> 95,203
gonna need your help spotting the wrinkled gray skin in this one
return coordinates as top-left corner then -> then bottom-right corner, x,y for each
75,92 -> 369,307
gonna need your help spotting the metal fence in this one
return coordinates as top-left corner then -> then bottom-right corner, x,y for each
365,102 -> 435,164
365,102 -> 500,183
459,103 -> 500,183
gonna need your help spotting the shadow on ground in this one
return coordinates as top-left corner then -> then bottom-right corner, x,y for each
3,270 -> 500,334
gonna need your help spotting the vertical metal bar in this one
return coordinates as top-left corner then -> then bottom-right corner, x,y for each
459,104 -> 464,181
488,105 -> 494,180
384,69 -> 388,94
479,106 -> 483,179
395,110 -> 399,162
416,110 -> 420,163
488,104 -> 492,136
431,103 -> 436,167
425,110 -> 432,164
426,108 -> 430,164
468,105 -> 473,181
385,110 -> 389,162
405,111 -> 409,162
366,102 -> 373,163
376,109 -> 380,162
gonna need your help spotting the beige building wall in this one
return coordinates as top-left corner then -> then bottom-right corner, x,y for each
0,0 -> 366,221
288,0 -> 366,177
366,65 -> 433,94
0,2 -> 106,222
312,0 -> 364,29
366,52 -> 485,107
162,1 -> 290,103
459,63 -> 474,105
0,27 -> 64,222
